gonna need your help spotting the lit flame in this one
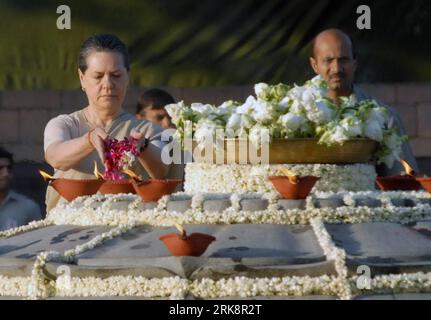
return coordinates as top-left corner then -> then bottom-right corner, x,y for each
39,170 -> 55,182
93,161 -> 104,180
123,169 -> 142,182
400,159 -> 415,176
281,168 -> 299,184
175,223 -> 186,237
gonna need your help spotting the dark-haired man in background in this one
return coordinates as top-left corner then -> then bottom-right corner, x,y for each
136,88 -> 184,189
136,88 -> 176,129
0,146 -> 42,230
309,28 -> 419,175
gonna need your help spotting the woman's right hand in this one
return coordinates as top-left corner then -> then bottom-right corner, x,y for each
88,127 -> 109,163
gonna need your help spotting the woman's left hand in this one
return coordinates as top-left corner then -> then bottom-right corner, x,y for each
130,128 -> 148,153
130,128 -> 168,178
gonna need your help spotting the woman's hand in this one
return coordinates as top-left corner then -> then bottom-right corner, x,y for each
88,127 -> 109,163
45,127 -> 108,171
130,128 -> 169,179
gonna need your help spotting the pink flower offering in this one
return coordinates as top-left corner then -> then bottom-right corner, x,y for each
104,137 -> 140,180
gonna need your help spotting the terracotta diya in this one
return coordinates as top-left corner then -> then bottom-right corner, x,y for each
268,168 -> 319,199
39,170 -> 104,202
99,179 -> 136,195
98,167 -> 136,195
416,177 -> 431,193
376,160 -> 422,191
159,224 -> 216,257
124,169 -> 182,202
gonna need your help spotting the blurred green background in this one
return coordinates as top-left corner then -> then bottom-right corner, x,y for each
0,0 -> 430,89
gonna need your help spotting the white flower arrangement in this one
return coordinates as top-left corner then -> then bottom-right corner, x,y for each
166,76 -> 406,167
46,192 -> 431,227
184,163 -> 377,194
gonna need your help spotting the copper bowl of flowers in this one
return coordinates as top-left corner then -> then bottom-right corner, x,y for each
99,179 -> 136,195
269,176 -> 319,199
159,225 -> 216,257
132,179 -> 183,202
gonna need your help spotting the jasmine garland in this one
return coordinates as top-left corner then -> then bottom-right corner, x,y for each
47,192 -> 431,227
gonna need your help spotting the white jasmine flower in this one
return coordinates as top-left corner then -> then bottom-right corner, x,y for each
289,99 -> 304,115
363,119 -> 383,142
331,126 -> 349,143
226,113 -> 243,130
383,132 -> 401,150
278,96 -> 291,110
252,101 -> 274,123
165,101 -> 185,119
367,107 -> 388,127
279,113 -> 305,131
254,83 -> 270,99
340,116 -> 362,137
191,103 -> 215,116
306,100 -> 335,124
237,96 -> 256,114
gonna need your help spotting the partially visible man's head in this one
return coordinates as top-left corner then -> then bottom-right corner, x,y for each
309,29 -> 357,98
136,88 -> 176,129
0,147 -> 13,193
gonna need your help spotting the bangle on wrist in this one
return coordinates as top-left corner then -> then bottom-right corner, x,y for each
87,129 -> 96,149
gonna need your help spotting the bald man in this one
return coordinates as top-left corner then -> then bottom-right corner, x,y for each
309,28 -> 419,176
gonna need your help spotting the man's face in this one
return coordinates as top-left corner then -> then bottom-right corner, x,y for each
0,158 -> 12,193
137,108 -> 175,129
309,37 -> 357,95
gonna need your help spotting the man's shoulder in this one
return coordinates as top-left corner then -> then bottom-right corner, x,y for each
10,191 -> 38,206
4,192 -> 43,222
9,191 -> 40,210
353,85 -> 400,115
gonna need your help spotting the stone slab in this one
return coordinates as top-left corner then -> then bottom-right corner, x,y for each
0,225 -> 111,259
0,225 -> 112,275
354,198 -> 381,207
167,200 -> 192,212
277,199 -> 305,210
314,198 -> 344,208
134,202 -> 158,211
239,199 -> 268,211
326,222 -> 431,271
69,224 -> 327,279
203,199 -> 231,212
75,224 -> 324,261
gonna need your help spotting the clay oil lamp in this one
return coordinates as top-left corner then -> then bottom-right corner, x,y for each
98,164 -> 136,195
376,159 -> 422,191
268,168 -> 319,199
416,176 -> 431,193
126,169 -> 182,202
159,224 -> 216,257
414,164 -> 431,193
39,163 -> 104,202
